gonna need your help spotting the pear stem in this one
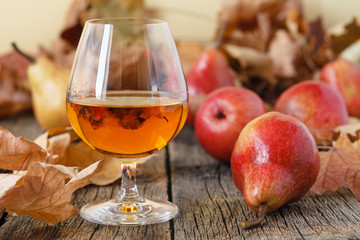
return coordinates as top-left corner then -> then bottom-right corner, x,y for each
240,203 -> 268,230
215,22 -> 227,50
11,42 -> 35,64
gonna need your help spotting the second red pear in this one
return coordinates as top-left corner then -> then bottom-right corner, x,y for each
185,48 -> 234,125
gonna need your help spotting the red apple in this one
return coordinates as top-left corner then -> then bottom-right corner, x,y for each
194,87 -> 266,163
185,48 -> 234,125
274,80 -> 348,142
231,112 -> 320,229
321,58 -> 360,118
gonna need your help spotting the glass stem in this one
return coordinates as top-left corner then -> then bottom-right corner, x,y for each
115,161 -> 144,204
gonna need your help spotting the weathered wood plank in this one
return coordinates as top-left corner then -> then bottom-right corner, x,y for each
169,126 -> 360,240
0,111 -> 44,139
0,113 -> 171,240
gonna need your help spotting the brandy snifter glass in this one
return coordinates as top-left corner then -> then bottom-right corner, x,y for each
66,18 -> 188,225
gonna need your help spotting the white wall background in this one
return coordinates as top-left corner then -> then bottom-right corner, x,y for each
0,0 -> 359,54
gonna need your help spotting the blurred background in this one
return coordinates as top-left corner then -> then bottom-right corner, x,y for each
1,0 -> 360,54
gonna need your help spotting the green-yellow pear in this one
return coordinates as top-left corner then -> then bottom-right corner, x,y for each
27,56 -> 71,130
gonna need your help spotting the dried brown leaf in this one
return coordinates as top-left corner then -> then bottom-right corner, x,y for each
219,0 -> 286,28
0,161 -> 105,224
311,134 -> 360,200
329,18 -> 360,55
333,123 -> 360,142
268,29 -> 303,78
225,44 -> 276,85
59,0 -> 145,47
0,127 -> 48,171
59,140 -> 106,169
221,13 -> 272,51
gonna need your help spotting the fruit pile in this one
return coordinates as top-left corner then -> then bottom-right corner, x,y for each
0,0 -> 359,228
184,0 -> 360,229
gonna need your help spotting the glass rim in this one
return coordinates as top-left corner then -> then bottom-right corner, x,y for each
85,17 -> 167,26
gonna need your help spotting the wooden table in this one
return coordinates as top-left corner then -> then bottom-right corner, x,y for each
0,112 -> 359,239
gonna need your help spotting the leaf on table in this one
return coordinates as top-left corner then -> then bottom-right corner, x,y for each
0,50 -> 32,118
333,123 -> 360,142
311,134 -> 360,200
59,140 -> 107,169
0,126 -> 153,223
0,127 -> 48,171
267,29 -> 303,78
36,130 -> 124,185
0,161 -> 105,224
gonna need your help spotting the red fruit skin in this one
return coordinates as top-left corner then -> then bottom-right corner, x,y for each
321,58 -> 360,118
186,49 -> 234,95
231,112 -> 320,213
274,81 -> 348,141
195,87 -> 266,163
185,48 -> 234,126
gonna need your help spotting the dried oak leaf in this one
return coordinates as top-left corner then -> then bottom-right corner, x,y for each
0,127 -> 48,171
34,128 -> 149,185
333,123 -> 360,142
329,18 -> 360,56
225,44 -> 276,85
311,134 -> 360,200
34,130 -> 123,185
219,0 -> 286,29
60,0 -> 145,47
267,29 -> 303,78
0,161 -> 105,224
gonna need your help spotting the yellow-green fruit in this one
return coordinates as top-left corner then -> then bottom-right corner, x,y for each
27,57 -> 71,130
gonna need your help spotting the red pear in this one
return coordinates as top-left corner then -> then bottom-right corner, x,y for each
320,58 -> 360,118
195,87 -> 266,163
274,81 -> 348,142
185,48 -> 234,125
231,112 -> 320,229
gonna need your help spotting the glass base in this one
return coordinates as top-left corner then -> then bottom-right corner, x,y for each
79,199 -> 179,225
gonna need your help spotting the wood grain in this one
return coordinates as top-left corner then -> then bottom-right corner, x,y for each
0,113 -> 171,240
168,126 -> 360,239
1,114 -> 360,239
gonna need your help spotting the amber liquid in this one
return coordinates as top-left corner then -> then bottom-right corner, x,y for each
66,91 -> 188,158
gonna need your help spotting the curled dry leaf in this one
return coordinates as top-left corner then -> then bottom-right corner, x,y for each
225,44 -> 276,85
328,18 -> 360,56
220,13 -> 272,52
311,133 -> 360,200
333,123 -> 360,142
0,161 -> 105,224
0,127 -> 153,223
34,129 -> 125,185
267,29 -> 303,78
0,127 -> 48,171
219,0 -> 286,29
